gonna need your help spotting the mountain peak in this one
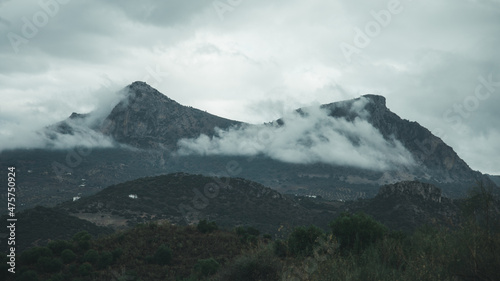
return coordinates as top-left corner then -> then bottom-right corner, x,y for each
363,94 -> 386,107
125,81 -> 172,102
98,82 -> 240,149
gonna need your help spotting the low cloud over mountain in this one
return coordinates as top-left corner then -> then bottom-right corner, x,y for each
177,97 -> 415,171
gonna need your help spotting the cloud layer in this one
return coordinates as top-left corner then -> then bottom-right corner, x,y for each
1,0 -> 499,173
177,98 -> 415,171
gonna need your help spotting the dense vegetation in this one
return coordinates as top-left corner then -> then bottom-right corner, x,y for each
3,191 -> 499,281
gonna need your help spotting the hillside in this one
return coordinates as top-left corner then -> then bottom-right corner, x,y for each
0,206 -> 113,253
9,173 -> 492,255
55,173 -> 336,236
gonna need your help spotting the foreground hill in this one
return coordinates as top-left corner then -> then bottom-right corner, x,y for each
4,183 -> 499,281
8,173 -> 497,255
0,206 -> 113,253
55,173 -> 336,236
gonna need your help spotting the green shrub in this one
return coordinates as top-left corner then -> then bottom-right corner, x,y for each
18,270 -> 39,281
235,226 -> 261,244
83,249 -> 99,264
98,251 -> 113,269
218,248 -> 280,281
20,247 -> 53,265
194,258 -> 220,278
78,262 -> 93,276
37,257 -> 63,273
61,249 -> 76,264
330,212 -> 388,253
288,225 -> 324,257
73,231 -> 92,251
48,240 -> 73,255
272,240 -> 288,258
154,244 -> 173,265
246,227 -> 260,237
112,248 -> 123,262
197,219 -> 218,233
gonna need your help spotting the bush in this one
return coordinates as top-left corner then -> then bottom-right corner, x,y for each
37,257 -> 63,273
235,226 -> 261,244
218,248 -> 280,281
98,251 -> 114,269
48,240 -> 73,255
288,225 -> 324,257
20,247 -> 53,265
61,249 -> 77,264
194,258 -> 220,278
112,248 -> 123,262
18,270 -> 39,281
330,212 -> 388,253
73,231 -> 92,251
78,262 -> 93,276
154,244 -> 173,265
273,240 -> 288,258
197,219 -> 218,233
83,249 -> 99,264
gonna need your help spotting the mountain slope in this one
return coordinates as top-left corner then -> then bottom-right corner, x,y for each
98,81 -> 241,149
324,95 -> 478,183
55,173 -> 335,236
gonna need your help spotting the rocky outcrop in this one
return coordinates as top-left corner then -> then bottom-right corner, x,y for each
345,181 -> 461,231
377,181 -> 442,203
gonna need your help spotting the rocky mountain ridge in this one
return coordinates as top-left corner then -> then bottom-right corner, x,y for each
98,81 -> 241,149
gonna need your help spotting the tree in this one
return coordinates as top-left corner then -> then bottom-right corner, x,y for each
20,247 -> 53,265
83,249 -> 99,264
73,231 -> 92,251
48,240 -> 73,255
154,244 -> 173,265
37,257 -> 63,273
287,225 -> 324,256
194,258 -> 220,278
197,219 -> 218,233
61,249 -> 76,264
98,251 -> 114,269
330,212 -> 388,253
79,262 -> 93,276
463,180 -> 498,233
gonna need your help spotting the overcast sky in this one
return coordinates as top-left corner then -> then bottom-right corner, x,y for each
0,0 -> 499,174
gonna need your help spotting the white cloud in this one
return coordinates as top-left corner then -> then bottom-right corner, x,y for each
177,98 -> 415,171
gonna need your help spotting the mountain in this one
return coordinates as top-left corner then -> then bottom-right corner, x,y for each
0,81 -> 496,211
488,175 -> 500,187
98,81 -> 241,149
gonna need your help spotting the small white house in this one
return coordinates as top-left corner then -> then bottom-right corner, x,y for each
73,196 -> 81,201
129,194 -> 138,199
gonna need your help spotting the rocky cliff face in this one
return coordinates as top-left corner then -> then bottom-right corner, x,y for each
346,181 -> 460,231
377,181 -> 442,203
98,81 -> 241,149
322,95 -> 491,191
